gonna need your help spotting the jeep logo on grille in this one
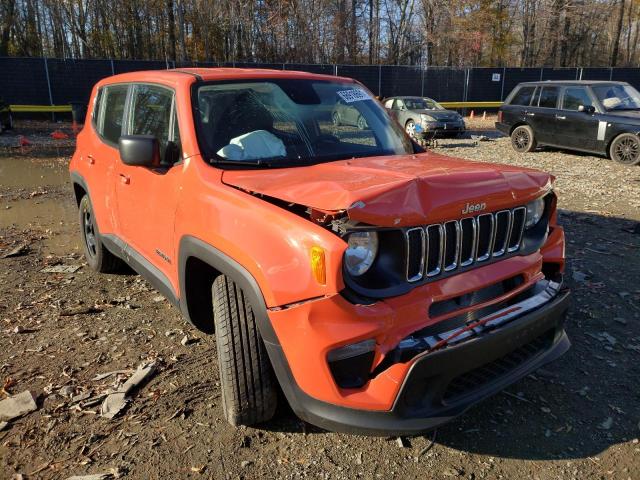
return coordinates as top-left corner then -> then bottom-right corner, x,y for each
462,202 -> 486,215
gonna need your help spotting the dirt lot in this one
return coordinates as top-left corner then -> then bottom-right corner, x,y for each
1,121 -> 639,479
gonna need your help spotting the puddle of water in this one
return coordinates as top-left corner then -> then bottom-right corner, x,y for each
0,157 -> 69,188
1,157 -> 80,255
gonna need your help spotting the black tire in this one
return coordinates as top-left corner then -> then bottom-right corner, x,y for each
511,125 -> 537,153
78,195 -> 122,273
609,133 -> 640,166
212,275 -> 277,426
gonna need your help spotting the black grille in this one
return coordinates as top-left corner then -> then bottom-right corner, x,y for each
443,329 -> 554,402
405,206 -> 527,282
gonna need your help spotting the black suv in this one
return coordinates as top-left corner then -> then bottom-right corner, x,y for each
496,81 -> 640,165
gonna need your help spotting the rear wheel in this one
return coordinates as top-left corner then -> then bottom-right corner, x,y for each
511,125 -> 537,153
212,275 -> 278,426
609,133 -> 640,166
79,195 -> 122,273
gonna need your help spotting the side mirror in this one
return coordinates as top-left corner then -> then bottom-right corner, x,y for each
118,135 -> 160,167
578,105 -> 596,114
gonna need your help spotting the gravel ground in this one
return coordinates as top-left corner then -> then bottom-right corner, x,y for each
0,122 -> 639,479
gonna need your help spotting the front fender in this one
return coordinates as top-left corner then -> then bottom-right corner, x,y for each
174,157 -> 346,308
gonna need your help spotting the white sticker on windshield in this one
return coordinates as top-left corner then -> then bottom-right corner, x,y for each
337,89 -> 372,103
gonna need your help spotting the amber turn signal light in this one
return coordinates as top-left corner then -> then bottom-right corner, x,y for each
310,246 -> 326,285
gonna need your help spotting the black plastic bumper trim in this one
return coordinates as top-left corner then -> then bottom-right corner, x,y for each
268,288 -> 570,436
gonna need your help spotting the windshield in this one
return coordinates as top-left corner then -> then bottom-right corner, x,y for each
193,80 -> 414,167
404,98 -> 443,110
592,84 -> 640,111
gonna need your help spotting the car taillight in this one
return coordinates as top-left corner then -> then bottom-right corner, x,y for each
497,110 -> 503,122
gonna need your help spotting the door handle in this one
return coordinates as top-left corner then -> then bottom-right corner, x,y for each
556,115 -> 567,120
87,154 -> 95,165
525,112 -> 535,117
119,174 -> 130,185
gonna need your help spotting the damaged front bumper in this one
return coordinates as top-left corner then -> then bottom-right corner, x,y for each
266,277 -> 570,436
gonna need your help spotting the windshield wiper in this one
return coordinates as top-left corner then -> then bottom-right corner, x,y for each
210,158 -> 275,167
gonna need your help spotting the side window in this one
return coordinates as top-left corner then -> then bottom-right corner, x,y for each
129,85 -> 174,164
510,86 -> 536,106
384,99 -> 394,109
538,87 -> 559,108
562,87 -> 593,111
394,99 -> 405,110
169,107 -> 182,164
92,89 -> 102,127
100,85 -> 129,144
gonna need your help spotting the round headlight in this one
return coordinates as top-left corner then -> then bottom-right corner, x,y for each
344,231 -> 378,276
525,197 -> 545,228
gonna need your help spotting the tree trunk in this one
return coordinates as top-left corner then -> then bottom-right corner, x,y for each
610,0 -> 625,66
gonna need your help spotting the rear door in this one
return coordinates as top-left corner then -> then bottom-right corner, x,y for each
87,84 -> 129,234
527,85 -> 560,144
556,86 -> 599,151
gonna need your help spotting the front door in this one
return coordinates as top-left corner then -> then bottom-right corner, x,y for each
114,84 -> 183,287
555,86 -> 600,151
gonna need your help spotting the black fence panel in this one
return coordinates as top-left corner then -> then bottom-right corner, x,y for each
3,57 -> 640,108
113,59 -> 169,73
467,68 -> 504,102
541,68 -> 579,81
0,57 -> 50,104
46,59 -> 113,104
336,65 -> 380,95
502,68 -> 543,99
612,68 -> 640,90
423,68 -> 466,101
284,63 -> 334,75
581,68 -> 612,81
379,65 -> 422,98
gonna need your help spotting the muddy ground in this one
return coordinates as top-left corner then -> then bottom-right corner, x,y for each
0,121 -> 639,479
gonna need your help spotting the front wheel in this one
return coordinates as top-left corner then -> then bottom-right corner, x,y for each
78,195 -> 122,273
405,119 -> 416,137
511,125 -> 537,152
609,133 -> 640,166
212,275 -> 278,426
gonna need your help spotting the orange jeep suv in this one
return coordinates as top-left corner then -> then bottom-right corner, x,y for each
70,69 -> 570,435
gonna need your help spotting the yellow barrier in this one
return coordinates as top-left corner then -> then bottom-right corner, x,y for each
9,104 -> 72,113
439,101 -> 503,108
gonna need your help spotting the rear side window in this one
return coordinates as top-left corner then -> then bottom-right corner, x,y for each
99,85 -> 129,145
538,87 -> 559,108
129,85 -> 174,164
510,86 -> 535,106
562,87 -> 593,111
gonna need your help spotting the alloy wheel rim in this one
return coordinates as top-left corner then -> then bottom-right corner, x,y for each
406,121 -> 415,136
514,130 -> 529,149
83,208 -> 97,257
615,137 -> 639,163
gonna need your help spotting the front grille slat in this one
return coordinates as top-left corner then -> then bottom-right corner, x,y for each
405,205 -> 528,283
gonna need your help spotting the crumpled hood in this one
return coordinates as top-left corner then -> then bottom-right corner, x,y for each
222,152 -> 553,227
